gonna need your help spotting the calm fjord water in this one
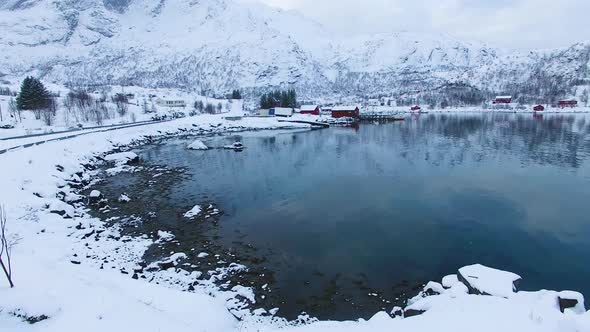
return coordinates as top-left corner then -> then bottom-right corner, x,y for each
118,113 -> 590,319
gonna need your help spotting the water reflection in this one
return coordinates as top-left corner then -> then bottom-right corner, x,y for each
130,113 -> 590,320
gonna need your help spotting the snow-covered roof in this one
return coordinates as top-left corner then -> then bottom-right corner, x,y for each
300,105 -> 319,111
495,96 -> 512,99
332,106 -> 359,111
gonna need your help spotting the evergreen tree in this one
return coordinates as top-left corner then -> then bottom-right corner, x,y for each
287,89 -> 297,108
16,77 -> 50,112
194,100 -> 204,112
231,90 -> 242,99
260,94 -> 267,109
259,89 -> 298,108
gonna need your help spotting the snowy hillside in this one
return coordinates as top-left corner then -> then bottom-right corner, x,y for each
0,0 -> 589,101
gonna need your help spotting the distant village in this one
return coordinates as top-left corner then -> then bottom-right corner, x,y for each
253,95 -> 582,120
1,79 -> 587,132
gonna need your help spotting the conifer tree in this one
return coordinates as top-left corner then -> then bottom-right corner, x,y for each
16,77 -> 50,112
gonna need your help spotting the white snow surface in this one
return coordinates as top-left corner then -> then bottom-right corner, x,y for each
157,230 -> 175,242
187,139 -> 208,150
184,205 -> 202,219
118,193 -> 131,202
89,190 -> 101,198
0,113 -> 588,331
103,152 -> 138,163
459,264 -> 521,298
442,274 -> 460,289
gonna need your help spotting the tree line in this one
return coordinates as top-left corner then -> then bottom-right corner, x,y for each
259,89 -> 297,109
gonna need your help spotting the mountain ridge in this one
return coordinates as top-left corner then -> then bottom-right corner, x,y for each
1,0 -> 589,103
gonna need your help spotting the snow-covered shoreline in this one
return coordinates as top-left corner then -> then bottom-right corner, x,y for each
0,114 -> 588,331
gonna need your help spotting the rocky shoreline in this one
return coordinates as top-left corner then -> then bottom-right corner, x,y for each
1,115 -> 588,331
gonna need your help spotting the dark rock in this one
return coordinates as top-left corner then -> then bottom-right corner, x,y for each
67,181 -> 84,189
558,296 -> 579,313
423,283 -> 443,296
404,309 -> 426,318
158,261 -> 176,270
188,284 -> 195,291
50,209 -> 72,218
81,230 -> 96,239
88,191 -> 104,206
126,155 -> 140,165
132,273 -> 139,280
70,260 -> 81,265
391,308 -> 403,317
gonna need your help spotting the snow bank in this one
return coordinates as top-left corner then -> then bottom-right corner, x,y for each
118,193 -> 131,202
103,151 -> 140,164
157,230 -> 175,242
458,264 -> 521,298
224,142 -> 245,150
187,139 -> 209,150
184,205 -> 202,219
89,190 -> 102,198
442,274 -> 459,289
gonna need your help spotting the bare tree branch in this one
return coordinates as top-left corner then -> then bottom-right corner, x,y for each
0,205 -> 15,288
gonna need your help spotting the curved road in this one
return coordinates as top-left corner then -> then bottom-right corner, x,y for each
0,119 -> 170,155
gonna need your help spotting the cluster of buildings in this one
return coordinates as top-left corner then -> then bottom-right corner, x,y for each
258,105 -> 360,118
492,96 -> 579,110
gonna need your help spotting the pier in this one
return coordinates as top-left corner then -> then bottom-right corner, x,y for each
359,111 -> 406,121
277,119 -> 331,128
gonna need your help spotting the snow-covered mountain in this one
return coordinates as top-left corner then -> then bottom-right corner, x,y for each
1,0 -> 589,101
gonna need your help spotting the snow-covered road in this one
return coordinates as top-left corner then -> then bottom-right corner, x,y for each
0,119 -> 173,153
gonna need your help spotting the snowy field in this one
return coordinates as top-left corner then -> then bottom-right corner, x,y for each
0,85 -> 244,139
0,112 -> 589,331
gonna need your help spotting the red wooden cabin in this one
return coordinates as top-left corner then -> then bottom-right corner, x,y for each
300,105 -> 321,115
410,105 -> 421,111
331,106 -> 360,118
558,100 -> 578,108
533,105 -> 545,112
493,96 -> 512,104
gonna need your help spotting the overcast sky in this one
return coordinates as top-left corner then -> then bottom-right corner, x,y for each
242,0 -> 590,49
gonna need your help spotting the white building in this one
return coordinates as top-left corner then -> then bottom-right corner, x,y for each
156,99 -> 186,108
272,107 -> 294,117
258,109 -> 274,117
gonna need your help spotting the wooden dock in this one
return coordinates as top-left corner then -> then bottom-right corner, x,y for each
278,119 -> 330,128
359,112 -> 406,121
